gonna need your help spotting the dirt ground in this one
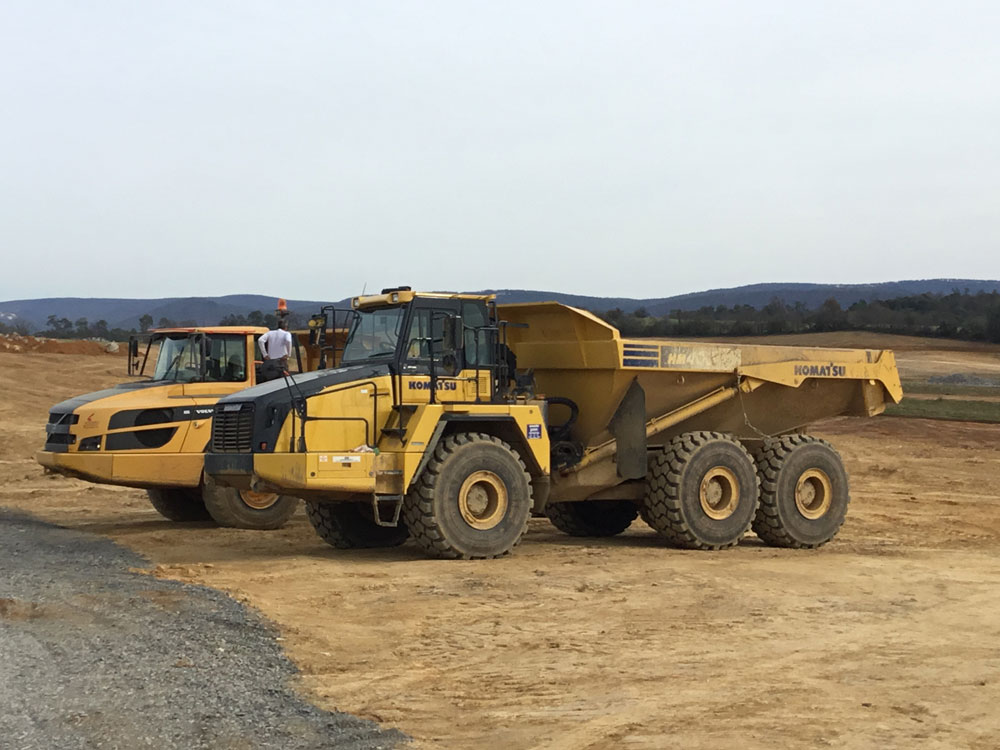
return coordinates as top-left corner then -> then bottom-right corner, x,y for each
3,345 -> 1000,749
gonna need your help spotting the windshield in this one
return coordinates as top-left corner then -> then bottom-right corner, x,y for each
340,307 -> 406,364
152,336 -> 202,381
150,334 -> 249,382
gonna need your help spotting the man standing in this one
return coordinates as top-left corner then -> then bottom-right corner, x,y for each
259,319 -> 293,378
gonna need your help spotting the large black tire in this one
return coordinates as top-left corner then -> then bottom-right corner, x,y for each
643,431 -> 759,550
752,435 -> 849,548
201,474 -> 299,530
146,487 -> 212,522
546,500 -> 639,537
402,433 -> 532,559
305,500 -> 409,549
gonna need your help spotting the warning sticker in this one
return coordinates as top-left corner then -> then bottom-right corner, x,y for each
527,424 -> 542,439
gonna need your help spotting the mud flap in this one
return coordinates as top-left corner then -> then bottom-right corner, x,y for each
608,378 -> 647,480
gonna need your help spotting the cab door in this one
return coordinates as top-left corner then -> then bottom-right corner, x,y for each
399,301 -> 469,404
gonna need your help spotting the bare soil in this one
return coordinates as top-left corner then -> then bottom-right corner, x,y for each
0,333 -> 121,355
705,330 -> 1000,353
3,343 -> 1000,748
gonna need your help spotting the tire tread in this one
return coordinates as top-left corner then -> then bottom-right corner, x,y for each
643,431 -> 758,550
402,433 -> 531,559
751,434 -> 848,549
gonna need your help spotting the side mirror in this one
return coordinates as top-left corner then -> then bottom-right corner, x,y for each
308,314 -> 326,347
128,337 -> 140,375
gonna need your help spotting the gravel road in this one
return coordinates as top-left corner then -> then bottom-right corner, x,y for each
0,508 -> 406,750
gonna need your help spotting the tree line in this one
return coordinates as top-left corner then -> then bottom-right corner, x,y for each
0,309 -> 306,341
595,290 -> 1000,343
3,292 -> 1000,344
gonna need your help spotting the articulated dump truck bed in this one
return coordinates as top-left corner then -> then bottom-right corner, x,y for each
499,303 -> 902,502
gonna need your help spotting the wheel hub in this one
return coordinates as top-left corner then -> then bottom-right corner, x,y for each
794,469 -> 832,519
239,489 -> 280,510
458,471 -> 508,530
699,466 -> 740,520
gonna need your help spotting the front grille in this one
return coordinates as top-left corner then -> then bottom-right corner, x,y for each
45,433 -> 76,446
212,403 -> 254,453
48,412 -> 79,425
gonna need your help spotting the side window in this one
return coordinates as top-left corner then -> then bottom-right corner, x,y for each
462,302 -> 492,367
205,335 -> 248,382
405,309 -> 436,362
404,307 -> 459,371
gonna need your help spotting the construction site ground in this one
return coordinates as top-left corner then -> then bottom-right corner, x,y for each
2,337 -> 999,749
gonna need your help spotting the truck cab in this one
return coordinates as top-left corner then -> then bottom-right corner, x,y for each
37,323 -> 333,529
204,289 -> 552,556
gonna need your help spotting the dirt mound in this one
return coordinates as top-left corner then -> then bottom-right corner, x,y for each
0,334 -> 119,356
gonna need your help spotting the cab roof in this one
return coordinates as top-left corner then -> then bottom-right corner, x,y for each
353,289 -> 494,310
150,326 -> 270,335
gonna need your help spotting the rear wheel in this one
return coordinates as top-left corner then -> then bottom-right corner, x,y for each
146,487 -> 211,522
201,474 -> 299,530
403,433 -> 532,559
546,500 -> 639,537
306,500 -> 409,549
752,435 -> 849,548
643,431 -> 759,550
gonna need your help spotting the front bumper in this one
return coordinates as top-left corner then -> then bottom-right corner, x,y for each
35,450 -> 202,489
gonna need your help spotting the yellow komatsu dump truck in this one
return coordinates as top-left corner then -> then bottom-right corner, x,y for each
204,288 -> 902,558
37,320 -> 341,529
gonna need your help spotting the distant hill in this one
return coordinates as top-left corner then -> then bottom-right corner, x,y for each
2,279 -> 998,332
487,279 -> 1000,316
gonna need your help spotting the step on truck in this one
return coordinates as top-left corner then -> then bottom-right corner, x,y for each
37,311 -> 344,529
204,288 -> 903,556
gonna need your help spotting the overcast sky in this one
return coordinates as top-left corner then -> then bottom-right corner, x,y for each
1,1 -> 997,302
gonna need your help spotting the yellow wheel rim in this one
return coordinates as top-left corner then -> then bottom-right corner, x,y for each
239,489 -> 280,511
794,469 -> 832,519
699,466 -> 740,520
458,471 -> 508,530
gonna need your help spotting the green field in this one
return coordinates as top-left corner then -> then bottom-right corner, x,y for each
900,379 -> 1000,398
885,398 -> 1000,423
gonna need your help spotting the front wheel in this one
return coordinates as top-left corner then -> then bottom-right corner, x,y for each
201,474 -> 299,530
146,487 -> 212,522
403,433 -> 532,559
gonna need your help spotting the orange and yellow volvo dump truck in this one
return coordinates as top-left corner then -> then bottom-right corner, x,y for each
37,315 -> 344,529
204,288 -> 902,556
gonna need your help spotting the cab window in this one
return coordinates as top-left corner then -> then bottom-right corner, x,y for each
404,306 -> 460,373
340,306 -> 406,364
205,335 -> 247,382
405,309 -> 444,362
462,302 -> 492,367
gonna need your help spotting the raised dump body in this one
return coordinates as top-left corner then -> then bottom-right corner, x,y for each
204,290 -> 902,559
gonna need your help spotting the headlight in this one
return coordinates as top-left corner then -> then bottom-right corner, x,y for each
79,436 -> 102,451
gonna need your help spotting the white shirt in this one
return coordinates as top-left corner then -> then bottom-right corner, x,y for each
259,329 -> 292,359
